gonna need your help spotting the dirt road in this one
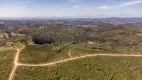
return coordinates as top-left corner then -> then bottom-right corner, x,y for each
19,53 -> 142,67
8,49 -> 20,80
68,50 -> 72,58
8,49 -> 142,80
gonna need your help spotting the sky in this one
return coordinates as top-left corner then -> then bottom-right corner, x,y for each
0,0 -> 142,18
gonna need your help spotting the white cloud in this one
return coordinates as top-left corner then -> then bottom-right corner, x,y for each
69,0 -> 77,2
72,5 -> 81,8
69,0 -> 84,3
69,0 -> 89,9
97,6 -> 108,9
72,4 -> 91,10
16,0 -> 32,4
84,8 -> 91,10
114,0 -> 142,7
1,0 -> 32,5
98,0 -> 142,9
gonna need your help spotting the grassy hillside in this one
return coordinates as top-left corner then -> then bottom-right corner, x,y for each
19,44 -> 102,64
68,44 -> 97,57
14,56 -> 142,80
0,50 -> 16,80
19,45 -> 70,64
19,44 -> 138,64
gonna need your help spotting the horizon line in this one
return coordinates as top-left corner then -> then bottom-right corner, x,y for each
0,17 -> 142,19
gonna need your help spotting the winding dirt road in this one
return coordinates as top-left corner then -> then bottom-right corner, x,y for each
8,49 -> 142,80
18,53 -> 142,67
8,49 -> 20,80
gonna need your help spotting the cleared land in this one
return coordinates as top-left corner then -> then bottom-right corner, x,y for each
19,44 -> 102,64
19,44 -> 142,64
19,45 -> 70,64
14,56 -> 142,80
5,47 -> 142,80
0,50 -> 16,80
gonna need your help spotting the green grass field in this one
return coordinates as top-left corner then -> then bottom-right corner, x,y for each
14,56 -> 142,80
0,50 -> 16,80
19,45 -> 70,64
19,44 -> 128,64
68,44 -> 123,57
19,44 -> 101,64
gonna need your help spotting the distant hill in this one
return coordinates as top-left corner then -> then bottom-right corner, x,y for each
0,17 -> 142,22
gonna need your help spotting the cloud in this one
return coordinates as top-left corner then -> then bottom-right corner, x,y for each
72,5 -> 81,8
16,0 -> 32,4
97,6 -> 108,9
84,8 -> 91,10
69,0 -> 77,2
72,4 -> 91,10
98,0 -> 142,9
1,0 -> 32,4
69,0 -> 89,9
69,0 -> 84,3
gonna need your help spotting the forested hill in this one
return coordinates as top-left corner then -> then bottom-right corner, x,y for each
0,17 -> 142,22
0,20 -> 142,52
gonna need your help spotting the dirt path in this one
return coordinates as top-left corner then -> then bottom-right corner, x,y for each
8,49 -> 142,80
8,49 -> 20,80
18,54 -> 98,67
68,50 -> 72,58
18,53 -> 142,67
